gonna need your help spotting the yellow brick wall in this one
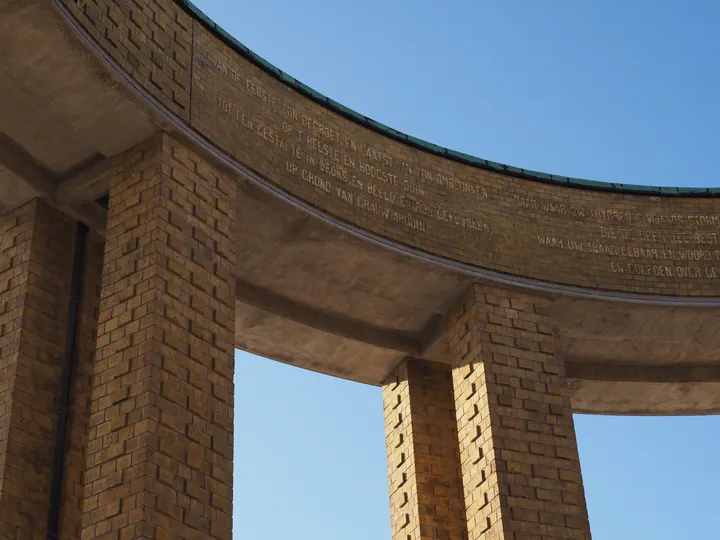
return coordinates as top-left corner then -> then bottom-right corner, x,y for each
0,200 -> 85,540
80,133 -> 236,539
63,0 -> 193,120
448,284 -> 591,540
383,359 -> 467,540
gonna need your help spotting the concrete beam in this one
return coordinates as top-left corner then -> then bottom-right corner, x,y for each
59,202 -> 108,236
0,133 -> 56,198
566,362 -> 720,382
0,133 -> 108,232
56,158 -> 113,206
236,277 -> 425,354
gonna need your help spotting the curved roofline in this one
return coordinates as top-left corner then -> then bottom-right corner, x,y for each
177,0 -> 720,197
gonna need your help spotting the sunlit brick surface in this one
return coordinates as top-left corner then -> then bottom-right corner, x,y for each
80,134 -> 236,539
383,359 -> 467,540
449,285 -> 591,539
0,200 -> 100,540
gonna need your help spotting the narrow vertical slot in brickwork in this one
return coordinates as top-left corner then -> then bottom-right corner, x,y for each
59,230 -> 104,540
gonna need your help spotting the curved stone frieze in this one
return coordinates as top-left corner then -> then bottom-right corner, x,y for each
58,0 -> 720,298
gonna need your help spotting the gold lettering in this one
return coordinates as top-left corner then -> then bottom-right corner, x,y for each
433,173 -> 488,198
348,175 -> 363,190
307,136 -> 340,161
367,182 -> 396,204
399,196 -> 433,217
319,158 -> 348,182
675,266 -> 701,278
300,169 -> 331,193
403,180 -> 425,196
245,79 -> 276,105
335,186 -> 353,204
436,209 -> 490,233
363,146 -> 392,167
514,196 -> 538,210
624,263 -> 674,277
695,232 -> 719,244
359,162 -> 398,186
590,208 -> 635,224
356,196 -> 389,218
646,214 -> 720,227
391,211 -> 427,233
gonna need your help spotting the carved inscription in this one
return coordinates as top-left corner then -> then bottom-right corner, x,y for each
199,46 -> 491,237
527,191 -> 720,279
191,31 -> 720,291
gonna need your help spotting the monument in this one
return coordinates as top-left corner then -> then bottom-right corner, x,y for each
1,1 -> 719,538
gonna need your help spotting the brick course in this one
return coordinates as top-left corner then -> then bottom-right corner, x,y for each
383,359 -> 467,540
448,284 -> 591,540
63,0 -> 193,120
79,133 -> 236,539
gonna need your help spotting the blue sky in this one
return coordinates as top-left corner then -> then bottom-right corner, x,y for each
194,1 -> 720,538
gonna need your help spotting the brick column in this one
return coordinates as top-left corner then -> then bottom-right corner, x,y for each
0,199 -> 102,540
80,134 -> 236,539
383,358 -> 467,540
448,284 -> 591,540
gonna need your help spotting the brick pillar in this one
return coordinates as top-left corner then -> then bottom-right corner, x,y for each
80,134 -> 236,539
0,199 -> 101,540
383,358 -> 467,540
448,284 -> 591,540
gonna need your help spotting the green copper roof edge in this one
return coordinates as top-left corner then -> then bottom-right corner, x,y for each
176,0 -> 719,197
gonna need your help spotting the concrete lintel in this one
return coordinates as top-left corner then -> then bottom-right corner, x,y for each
56,157 -> 114,206
236,277 -> 425,354
0,133 -> 108,231
57,202 -> 107,236
566,362 -> 720,383
0,132 -> 57,198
